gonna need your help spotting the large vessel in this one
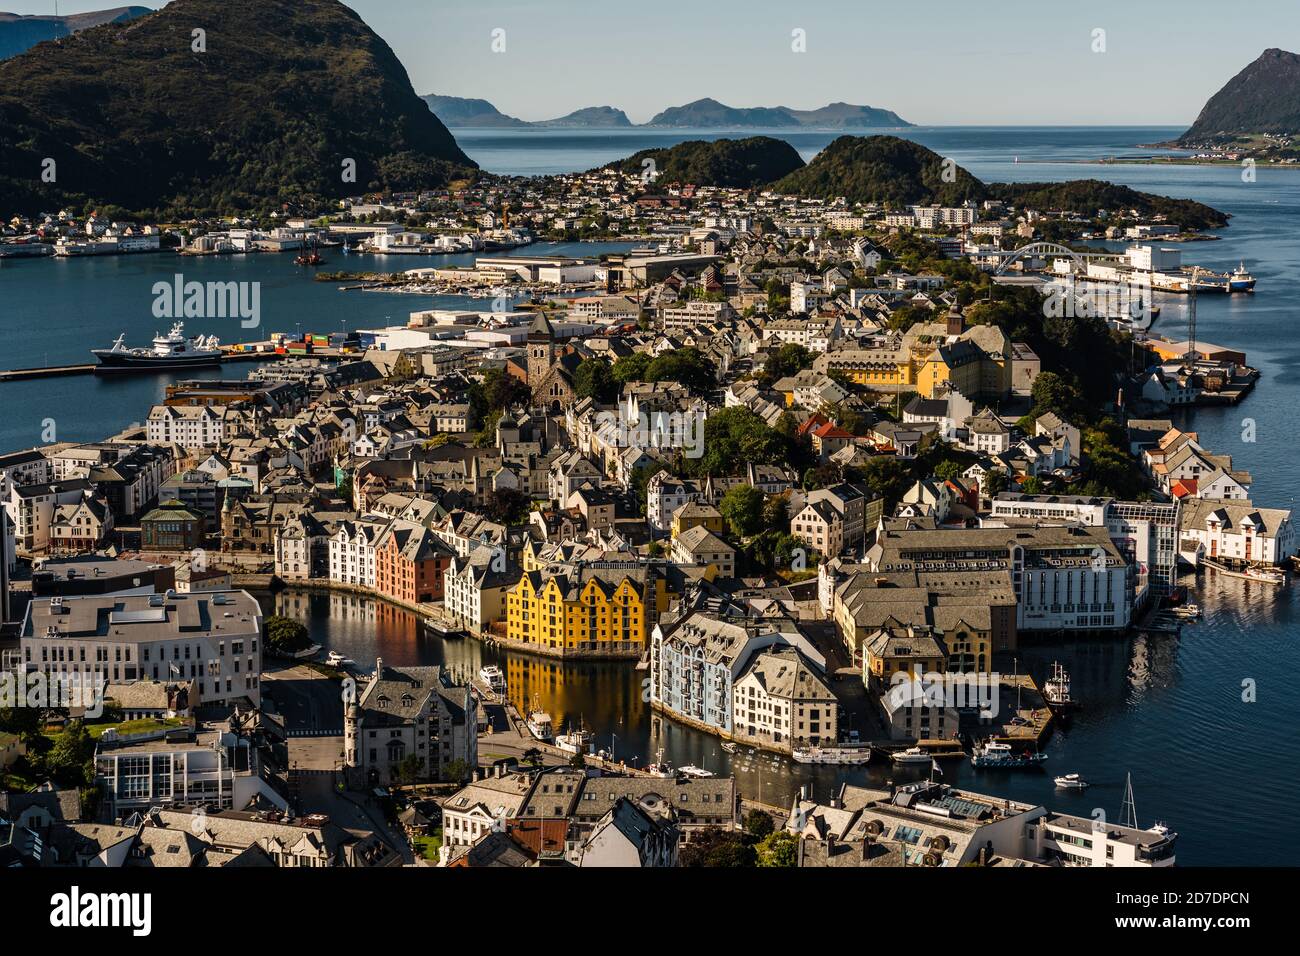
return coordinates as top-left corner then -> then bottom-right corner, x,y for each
93,322 -> 222,373
970,740 -> 1048,769
1229,263 -> 1256,293
793,745 -> 873,765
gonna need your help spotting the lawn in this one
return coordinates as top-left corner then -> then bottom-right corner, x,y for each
412,829 -> 443,862
86,717 -> 189,739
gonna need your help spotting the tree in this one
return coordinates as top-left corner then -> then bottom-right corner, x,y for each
756,830 -> 798,867
611,352 -> 651,386
758,343 -> 812,388
719,485 -> 765,538
743,809 -> 775,840
678,827 -> 757,867
856,455 -> 914,510
264,615 -> 311,654
45,720 -> 94,788
934,459 -> 962,482
1030,371 -> 1084,423
573,358 -> 616,403
468,367 -> 530,429
1021,475 -> 1045,495
395,754 -> 425,785
681,407 -> 789,478
442,759 -> 469,784
645,347 -> 716,394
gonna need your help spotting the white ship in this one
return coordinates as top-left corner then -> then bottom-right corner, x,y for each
93,322 -> 222,373
793,746 -> 873,765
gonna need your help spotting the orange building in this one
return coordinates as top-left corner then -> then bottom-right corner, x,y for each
375,520 -> 454,605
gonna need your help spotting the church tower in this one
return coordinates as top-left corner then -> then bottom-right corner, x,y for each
526,312 -> 558,392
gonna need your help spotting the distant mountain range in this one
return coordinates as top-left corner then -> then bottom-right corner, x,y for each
422,95 -> 632,128
0,0 -> 475,216
425,93 -> 909,129
0,5 -> 149,60
1178,48 -> 1300,142
645,98 -> 910,129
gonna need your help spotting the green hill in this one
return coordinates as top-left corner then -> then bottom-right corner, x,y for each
773,135 -> 984,207
773,135 -> 1228,228
610,137 -> 805,188
0,0 -> 476,217
1179,48 -> 1300,142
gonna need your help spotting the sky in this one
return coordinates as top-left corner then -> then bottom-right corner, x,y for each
7,0 -> 1299,125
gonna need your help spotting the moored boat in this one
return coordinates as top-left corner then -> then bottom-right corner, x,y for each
478,665 -> 506,693
1043,661 -> 1079,710
677,765 -> 715,778
889,746 -> 934,765
793,745 -> 873,765
971,739 -> 1047,769
554,722 -> 592,755
93,322 -> 222,373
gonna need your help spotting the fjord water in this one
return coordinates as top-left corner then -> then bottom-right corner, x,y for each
5,126 -> 1298,863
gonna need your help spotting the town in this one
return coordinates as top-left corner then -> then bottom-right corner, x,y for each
3,150 -> 1292,871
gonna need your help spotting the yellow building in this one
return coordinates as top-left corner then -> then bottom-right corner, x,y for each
670,501 -> 724,539
506,563 -> 667,656
817,306 -> 1014,400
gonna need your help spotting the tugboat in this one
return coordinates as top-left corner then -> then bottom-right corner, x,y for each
93,322 -> 222,373
970,739 -> 1048,769
1042,661 -> 1079,711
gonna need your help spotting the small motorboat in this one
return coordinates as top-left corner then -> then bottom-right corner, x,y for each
677,765 -> 715,778
720,741 -> 738,754
1054,773 -> 1090,790
325,650 -> 351,668
890,746 -> 933,765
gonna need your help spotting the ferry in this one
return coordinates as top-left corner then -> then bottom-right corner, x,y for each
1042,661 -> 1079,711
93,322 -> 222,373
889,746 -> 934,766
478,665 -> 506,694
970,740 -> 1048,769
1054,773 -> 1090,790
793,746 -> 873,765
554,723 -> 592,756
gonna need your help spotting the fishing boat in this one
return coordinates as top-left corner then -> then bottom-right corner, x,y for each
554,721 -> 592,755
478,665 -> 506,694
1244,566 -> 1286,585
93,322 -> 222,373
793,746 -> 873,765
677,765 -> 715,778
1054,773 -> 1090,789
889,746 -> 934,766
643,748 -> 674,777
1042,661 -> 1079,710
1229,262 -> 1256,293
525,696 -> 553,743
970,740 -> 1047,769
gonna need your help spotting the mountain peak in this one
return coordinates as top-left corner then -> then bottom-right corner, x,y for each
1179,47 -> 1300,141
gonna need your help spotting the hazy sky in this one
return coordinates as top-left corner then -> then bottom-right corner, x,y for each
9,0 -> 1297,124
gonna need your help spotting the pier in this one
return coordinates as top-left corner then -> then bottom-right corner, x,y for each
0,347 -> 283,382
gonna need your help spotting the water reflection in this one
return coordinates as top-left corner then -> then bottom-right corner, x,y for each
261,578 -> 1297,863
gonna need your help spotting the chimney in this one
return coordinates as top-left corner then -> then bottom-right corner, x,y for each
375,657 -> 383,678
946,302 -> 965,337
